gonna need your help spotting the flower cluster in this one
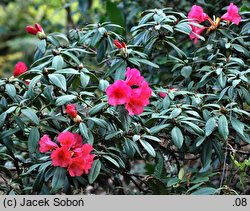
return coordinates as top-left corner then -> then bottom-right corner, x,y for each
106,67 -> 152,115
39,132 -> 94,177
66,104 -> 82,123
188,3 -> 241,44
13,61 -> 28,77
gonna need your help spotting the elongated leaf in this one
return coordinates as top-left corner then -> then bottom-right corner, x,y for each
52,167 -> 66,193
103,155 -> 120,167
205,117 -> 216,137
88,160 -> 101,184
0,112 -> 7,128
192,187 -> 217,195
171,126 -> 184,148
201,140 -> 213,167
48,74 -> 67,91
139,139 -> 156,157
52,55 -> 64,70
56,95 -> 77,106
28,127 -> 40,154
218,115 -> 229,140
231,117 -> 244,136
149,124 -> 170,135
21,108 -> 39,125
6,84 -> 16,98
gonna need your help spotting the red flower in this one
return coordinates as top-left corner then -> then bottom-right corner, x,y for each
26,23 -> 44,35
189,25 -> 205,44
221,3 -> 241,25
125,67 -> 144,86
66,104 -> 78,118
68,156 -> 85,177
158,92 -> 167,98
72,133 -> 83,149
125,94 -> 145,115
39,135 -> 58,153
114,40 -> 126,49
106,80 -> 132,106
51,146 -> 72,167
57,131 -> 75,147
13,62 -> 28,77
188,5 -> 208,23
83,154 -> 95,174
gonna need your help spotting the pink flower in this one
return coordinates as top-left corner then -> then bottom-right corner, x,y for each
72,133 -> 83,149
26,23 -> 44,35
68,143 -> 94,176
57,131 -> 75,147
125,67 -> 144,86
221,3 -> 241,25
81,143 -> 93,155
66,104 -> 78,118
106,80 -> 132,106
159,92 -> 167,98
83,154 -> 95,174
39,135 -> 58,153
189,25 -> 205,44
188,5 -> 208,23
68,156 -> 85,177
51,146 -> 71,167
13,62 -> 28,77
125,94 -> 145,115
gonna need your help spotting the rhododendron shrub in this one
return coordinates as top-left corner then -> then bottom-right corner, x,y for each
0,1 -> 249,195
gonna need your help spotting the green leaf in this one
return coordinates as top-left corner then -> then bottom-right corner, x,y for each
123,138 -> 136,158
103,155 -> 120,168
55,68 -> 79,75
88,160 -> 101,184
88,117 -> 109,128
28,127 -> 40,154
80,72 -> 90,88
55,95 -> 77,106
201,140 -> 213,167
142,135 -> 161,142
106,0 -> 125,29
89,102 -> 107,116
171,126 -> 184,148
118,106 -> 131,132
139,139 -> 156,157
21,108 -> 39,125
79,122 -> 89,140
231,117 -> 244,136
154,152 -> 164,179
218,115 -> 229,140
182,121 -> 204,135
52,55 -> 64,70
0,112 -> 7,128
181,66 -> 192,78
170,108 -> 182,118
205,117 -> 216,137
195,136 -> 206,147
6,84 -> 16,98
149,124 -> 170,135
97,39 -> 107,63
99,79 -> 109,92
191,187 -> 217,195
48,74 -> 67,91
52,167 -> 66,193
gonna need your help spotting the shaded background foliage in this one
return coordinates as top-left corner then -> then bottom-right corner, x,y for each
0,0 -> 250,195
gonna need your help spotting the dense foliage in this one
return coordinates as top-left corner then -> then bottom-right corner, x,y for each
0,0 -> 249,195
